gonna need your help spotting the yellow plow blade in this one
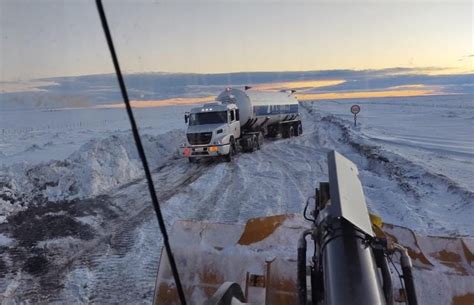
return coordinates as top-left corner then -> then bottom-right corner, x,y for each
382,223 -> 474,305
154,215 -> 474,305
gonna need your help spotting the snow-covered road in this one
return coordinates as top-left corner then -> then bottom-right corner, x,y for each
0,96 -> 473,304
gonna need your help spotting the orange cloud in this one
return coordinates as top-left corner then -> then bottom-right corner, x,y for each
89,80 -> 346,109
253,79 -> 345,91
58,83 -> 441,111
418,67 -> 473,76
297,88 -> 437,100
93,96 -> 215,109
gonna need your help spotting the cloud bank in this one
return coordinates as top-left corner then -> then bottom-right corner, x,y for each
0,68 -> 472,110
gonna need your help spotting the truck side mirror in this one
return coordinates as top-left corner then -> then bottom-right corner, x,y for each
184,113 -> 189,123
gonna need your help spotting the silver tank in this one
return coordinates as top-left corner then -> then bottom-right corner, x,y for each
216,88 -> 299,131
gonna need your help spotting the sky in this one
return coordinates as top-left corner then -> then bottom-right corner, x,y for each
0,0 -> 472,82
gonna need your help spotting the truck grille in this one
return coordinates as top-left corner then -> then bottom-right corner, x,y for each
187,132 -> 212,145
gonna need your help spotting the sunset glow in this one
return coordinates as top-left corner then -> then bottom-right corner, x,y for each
297,88 -> 437,101
253,80 -> 346,91
80,85 -> 438,110
92,96 -> 216,109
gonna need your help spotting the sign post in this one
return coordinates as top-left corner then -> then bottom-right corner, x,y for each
351,105 -> 361,127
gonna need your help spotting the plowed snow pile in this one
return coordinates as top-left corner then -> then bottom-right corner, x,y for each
0,130 -> 184,223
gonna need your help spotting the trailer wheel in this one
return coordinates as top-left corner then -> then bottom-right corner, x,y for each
296,123 -> 303,136
288,126 -> 294,138
252,135 -> 258,152
267,126 -> 277,138
257,132 -> 263,150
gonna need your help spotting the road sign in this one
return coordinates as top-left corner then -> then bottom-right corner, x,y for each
351,105 -> 361,115
351,105 -> 361,126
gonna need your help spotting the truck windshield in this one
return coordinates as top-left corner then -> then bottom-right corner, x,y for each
189,111 -> 227,125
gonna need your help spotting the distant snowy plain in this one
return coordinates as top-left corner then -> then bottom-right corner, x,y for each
0,94 -> 473,304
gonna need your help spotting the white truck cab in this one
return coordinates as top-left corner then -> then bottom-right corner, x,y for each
183,102 -> 240,162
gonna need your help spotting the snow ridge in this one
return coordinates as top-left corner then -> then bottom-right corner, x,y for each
319,113 -> 474,205
0,130 -> 184,223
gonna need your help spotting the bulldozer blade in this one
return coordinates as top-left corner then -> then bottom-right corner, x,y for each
153,215 -> 474,305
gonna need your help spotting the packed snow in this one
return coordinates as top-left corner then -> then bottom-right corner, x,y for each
0,94 -> 473,304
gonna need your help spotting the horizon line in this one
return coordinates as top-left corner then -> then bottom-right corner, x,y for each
2,66 -> 472,83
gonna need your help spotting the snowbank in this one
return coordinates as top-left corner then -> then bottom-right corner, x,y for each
0,129 -> 185,223
310,109 -> 474,236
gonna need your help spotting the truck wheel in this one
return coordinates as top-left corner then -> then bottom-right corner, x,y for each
188,157 -> 196,163
288,126 -> 294,138
252,135 -> 258,152
224,140 -> 234,162
224,146 -> 233,162
267,126 -> 277,138
230,137 -> 236,155
257,133 -> 263,150
296,123 -> 303,136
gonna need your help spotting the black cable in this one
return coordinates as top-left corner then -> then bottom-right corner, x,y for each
95,1 -> 187,304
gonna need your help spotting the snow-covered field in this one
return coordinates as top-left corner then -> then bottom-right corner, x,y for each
311,94 -> 474,191
0,94 -> 473,304
0,106 -> 188,166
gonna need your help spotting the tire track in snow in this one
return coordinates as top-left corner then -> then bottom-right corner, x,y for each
259,138 -> 327,211
73,158 -> 225,304
71,159 -> 217,304
2,158 -> 215,304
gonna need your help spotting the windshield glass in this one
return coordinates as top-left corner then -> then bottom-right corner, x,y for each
189,111 -> 227,125
1,1 -> 473,304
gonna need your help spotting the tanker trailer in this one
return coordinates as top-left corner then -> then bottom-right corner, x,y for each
181,87 -> 302,162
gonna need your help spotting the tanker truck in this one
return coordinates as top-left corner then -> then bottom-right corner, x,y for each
181,87 -> 302,162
